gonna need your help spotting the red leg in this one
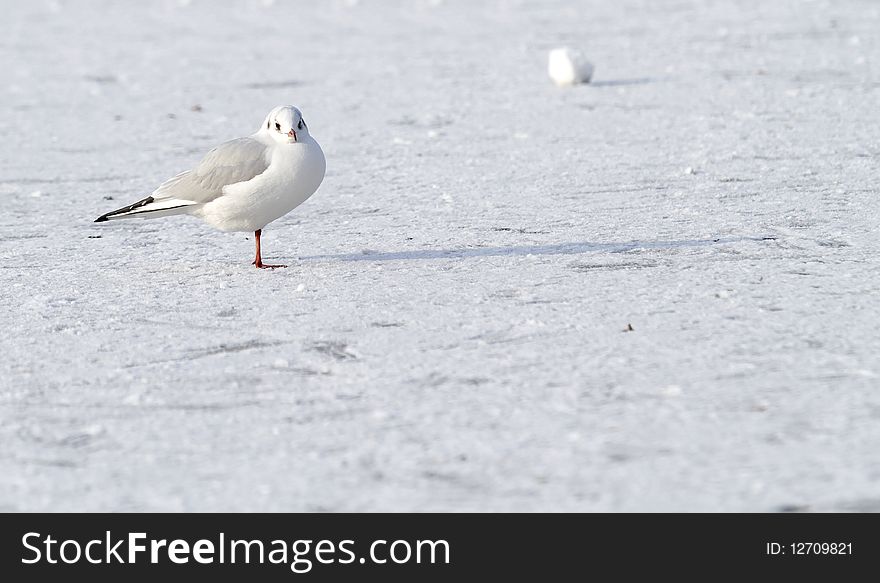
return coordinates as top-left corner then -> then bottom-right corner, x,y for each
252,229 -> 287,269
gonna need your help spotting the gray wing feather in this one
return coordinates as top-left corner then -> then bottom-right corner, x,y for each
151,137 -> 271,204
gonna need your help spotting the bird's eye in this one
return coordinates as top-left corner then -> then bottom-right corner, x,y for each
297,119 -> 304,130
275,122 -> 281,131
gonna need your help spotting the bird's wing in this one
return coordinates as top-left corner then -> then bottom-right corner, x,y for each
95,137 -> 272,222
151,137 -> 272,204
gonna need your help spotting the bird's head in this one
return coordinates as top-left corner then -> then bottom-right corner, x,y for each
262,105 -> 309,144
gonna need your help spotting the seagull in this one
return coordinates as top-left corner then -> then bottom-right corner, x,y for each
95,105 -> 326,268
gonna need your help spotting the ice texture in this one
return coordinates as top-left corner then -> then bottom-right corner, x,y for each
0,0 -> 879,512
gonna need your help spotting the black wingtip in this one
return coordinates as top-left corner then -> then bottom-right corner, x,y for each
94,196 -> 155,224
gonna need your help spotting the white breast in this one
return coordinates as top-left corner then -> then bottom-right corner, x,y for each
197,138 -> 326,232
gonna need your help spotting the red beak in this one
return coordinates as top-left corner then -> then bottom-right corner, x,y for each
288,129 -> 297,142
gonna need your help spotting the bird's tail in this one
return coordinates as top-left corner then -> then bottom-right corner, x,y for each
94,196 -> 199,222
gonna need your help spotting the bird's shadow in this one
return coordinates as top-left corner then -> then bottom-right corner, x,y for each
589,77 -> 658,88
301,236 -> 774,263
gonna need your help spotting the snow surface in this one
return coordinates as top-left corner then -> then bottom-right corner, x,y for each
1,0 -> 879,512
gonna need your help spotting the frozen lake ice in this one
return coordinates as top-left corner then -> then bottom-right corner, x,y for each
1,0 -> 878,511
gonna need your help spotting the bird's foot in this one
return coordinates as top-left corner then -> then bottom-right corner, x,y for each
253,261 -> 287,269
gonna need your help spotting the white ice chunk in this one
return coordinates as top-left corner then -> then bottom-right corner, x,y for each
548,48 -> 594,86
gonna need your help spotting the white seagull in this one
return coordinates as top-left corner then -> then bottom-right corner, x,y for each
95,105 -> 326,268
